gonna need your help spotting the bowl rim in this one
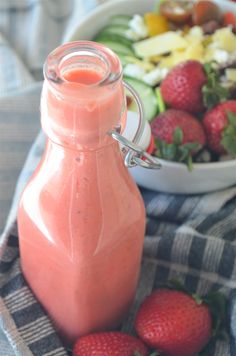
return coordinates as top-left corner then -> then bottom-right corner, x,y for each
157,157 -> 236,170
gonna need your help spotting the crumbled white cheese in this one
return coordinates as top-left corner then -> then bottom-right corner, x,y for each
125,29 -> 140,41
212,49 -> 229,63
229,50 -> 236,62
160,67 -> 169,79
142,67 -> 168,86
128,15 -> 148,40
188,26 -> 204,38
173,7 -> 186,15
123,64 -> 146,80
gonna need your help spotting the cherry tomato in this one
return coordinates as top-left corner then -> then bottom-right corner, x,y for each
192,0 -> 222,26
146,134 -> 156,155
159,0 -> 193,24
223,12 -> 236,31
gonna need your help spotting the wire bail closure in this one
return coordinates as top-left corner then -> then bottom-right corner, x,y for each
109,81 -> 161,170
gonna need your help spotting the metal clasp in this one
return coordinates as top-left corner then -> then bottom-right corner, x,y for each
108,80 -> 161,170
109,130 -> 161,169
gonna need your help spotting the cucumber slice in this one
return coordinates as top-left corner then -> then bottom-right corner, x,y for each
124,76 -> 158,122
115,53 -> 129,66
94,33 -> 132,48
109,15 -> 132,26
95,39 -> 134,56
97,25 -> 130,40
116,53 -> 140,66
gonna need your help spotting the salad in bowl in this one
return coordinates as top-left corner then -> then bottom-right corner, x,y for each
68,0 -> 236,193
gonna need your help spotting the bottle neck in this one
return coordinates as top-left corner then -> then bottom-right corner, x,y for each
41,41 -> 126,150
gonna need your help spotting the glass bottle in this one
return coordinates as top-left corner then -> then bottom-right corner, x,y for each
18,41 -> 146,344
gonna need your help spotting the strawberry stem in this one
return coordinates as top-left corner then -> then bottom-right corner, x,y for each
221,111 -> 236,156
192,293 -> 203,305
156,87 -> 166,113
202,62 -> 230,110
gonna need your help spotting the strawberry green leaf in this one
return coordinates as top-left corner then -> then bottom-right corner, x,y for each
227,111 -> 236,127
155,131 -> 201,171
173,127 -> 183,145
202,62 -> 230,110
203,291 -> 228,340
187,154 -> 193,172
221,111 -> 236,155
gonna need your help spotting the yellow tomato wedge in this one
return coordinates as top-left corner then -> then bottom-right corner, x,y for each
144,13 -> 169,37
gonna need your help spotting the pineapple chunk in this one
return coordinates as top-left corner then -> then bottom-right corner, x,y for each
184,43 -> 204,62
159,55 -> 177,68
226,69 -> 236,82
185,26 -> 204,44
204,47 -> 215,62
159,43 -> 204,69
212,27 -> 236,53
125,56 -> 155,71
148,54 -> 165,63
159,50 -> 185,68
133,31 -> 188,57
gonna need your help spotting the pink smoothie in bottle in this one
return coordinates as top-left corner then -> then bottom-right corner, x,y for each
18,42 -> 145,344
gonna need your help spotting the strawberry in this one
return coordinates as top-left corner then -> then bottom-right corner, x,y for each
72,331 -> 149,356
203,100 -> 236,155
135,289 -> 212,356
160,60 -> 207,114
151,109 -> 206,169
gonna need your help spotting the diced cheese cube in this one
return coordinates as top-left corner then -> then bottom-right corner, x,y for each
226,68 -> 236,82
142,67 -> 168,86
212,27 -> 236,53
213,49 -> 229,63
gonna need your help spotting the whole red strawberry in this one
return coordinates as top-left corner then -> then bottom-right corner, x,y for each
161,60 -> 207,113
203,100 -> 236,155
135,289 -> 212,356
151,109 -> 206,169
73,331 -> 149,356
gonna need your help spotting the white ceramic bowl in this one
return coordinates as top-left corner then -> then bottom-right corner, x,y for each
67,0 -> 236,194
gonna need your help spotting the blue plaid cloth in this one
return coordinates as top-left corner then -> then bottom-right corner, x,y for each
1,1 -> 236,355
